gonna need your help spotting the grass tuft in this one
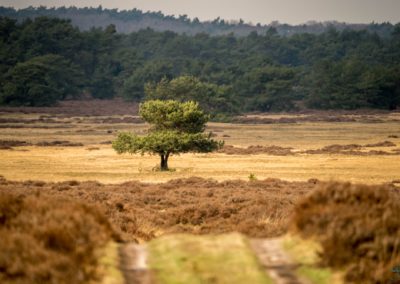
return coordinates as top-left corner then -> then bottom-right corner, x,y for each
148,233 -> 273,284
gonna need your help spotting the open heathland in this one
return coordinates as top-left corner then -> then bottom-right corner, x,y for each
2,176 -> 399,283
0,176 -> 316,243
1,107 -> 400,283
0,109 -> 400,184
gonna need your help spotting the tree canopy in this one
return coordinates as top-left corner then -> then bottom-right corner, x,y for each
0,54 -> 83,106
0,6 -> 396,37
112,100 -> 223,170
0,15 -> 400,111
144,76 -> 237,116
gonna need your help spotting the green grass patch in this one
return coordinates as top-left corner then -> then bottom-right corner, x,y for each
148,233 -> 273,284
297,266 -> 333,284
282,234 -> 343,284
97,242 -> 125,284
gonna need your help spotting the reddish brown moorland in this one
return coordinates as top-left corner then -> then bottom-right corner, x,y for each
0,176 -> 317,243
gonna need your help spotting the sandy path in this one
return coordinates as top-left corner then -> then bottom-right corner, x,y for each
250,238 -> 305,284
119,243 -> 152,284
118,238 -> 305,284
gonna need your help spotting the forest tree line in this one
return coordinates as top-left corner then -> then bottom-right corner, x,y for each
0,6 -> 396,37
0,16 -> 400,114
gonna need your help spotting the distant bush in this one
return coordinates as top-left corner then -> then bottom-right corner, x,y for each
248,173 -> 257,181
0,193 -> 118,283
291,182 -> 400,283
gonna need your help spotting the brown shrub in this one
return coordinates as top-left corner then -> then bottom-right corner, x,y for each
303,144 -> 362,154
0,118 -> 66,124
219,145 -> 294,155
291,182 -> 400,284
0,140 -> 31,149
364,140 -> 396,147
36,141 -> 84,147
232,114 -> 361,124
0,193 -> 118,284
0,98 -> 139,117
0,177 -> 315,242
0,125 -> 25,129
0,125 -> 72,129
218,143 -> 400,156
303,143 -> 400,156
93,117 -> 142,124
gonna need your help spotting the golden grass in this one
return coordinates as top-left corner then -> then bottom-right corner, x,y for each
97,242 -> 124,284
0,113 -> 399,184
1,112 -> 399,148
0,145 -> 399,184
215,121 -> 400,149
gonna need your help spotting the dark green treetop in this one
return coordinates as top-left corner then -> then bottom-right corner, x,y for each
112,100 -> 223,171
0,54 -> 83,106
144,76 -> 237,116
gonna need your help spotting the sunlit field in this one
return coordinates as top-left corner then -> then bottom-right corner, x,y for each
0,112 -> 399,184
1,108 -> 400,283
2,3 -> 400,282
1,146 -> 400,184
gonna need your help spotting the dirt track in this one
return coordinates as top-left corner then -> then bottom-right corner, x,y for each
251,239 -> 304,284
119,237 -> 305,284
120,244 -> 151,284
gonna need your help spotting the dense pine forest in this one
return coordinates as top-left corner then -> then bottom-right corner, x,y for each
0,6 -> 396,36
0,8 -> 400,114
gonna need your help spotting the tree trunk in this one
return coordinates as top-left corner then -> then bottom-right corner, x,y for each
160,153 -> 169,171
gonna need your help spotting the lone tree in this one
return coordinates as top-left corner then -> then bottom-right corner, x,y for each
112,100 -> 223,171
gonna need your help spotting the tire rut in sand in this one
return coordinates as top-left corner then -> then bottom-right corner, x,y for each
119,243 -> 152,284
251,238 -> 305,284
119,238 -> 305,284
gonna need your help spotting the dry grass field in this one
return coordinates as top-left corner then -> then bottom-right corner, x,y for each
0,109 -> 399,184
1,103 -> 400,283
1,146 -> 400,184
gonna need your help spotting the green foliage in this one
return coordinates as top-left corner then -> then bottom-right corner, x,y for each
121,60 -> 174,101
148,234 -> 273,284
90,71 -> 115,99
238,66 -> 299,111
145,76 -> 237,115
248,173 -> 257,181
0,14 -> 400,110
0,54 -> 83,106
139,100 -> 209,133
0,6 -> 396,37
305,59 -> 400,110
113,130 -> 221,156
113,100 -> 223,170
